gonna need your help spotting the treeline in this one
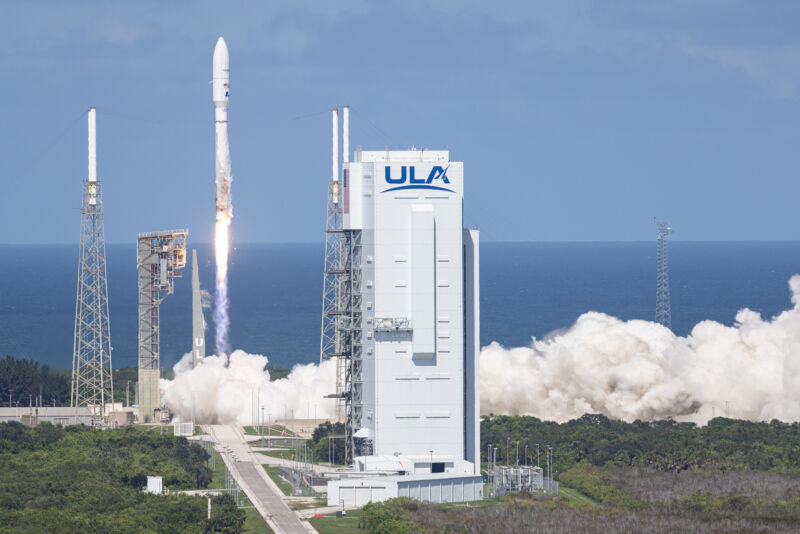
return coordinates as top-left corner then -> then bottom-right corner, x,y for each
0,422 -> 243,533
0,356 -> 150,406
311,421 -> 346,464
1,355 -> 291,407
482,414 -> 800,474
0,356 -> 71,406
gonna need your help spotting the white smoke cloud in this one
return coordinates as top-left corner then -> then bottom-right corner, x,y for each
161,350 -> 337,425
200,289 -> 212,310
481,275 -> 800,425
162,276 -> 800,427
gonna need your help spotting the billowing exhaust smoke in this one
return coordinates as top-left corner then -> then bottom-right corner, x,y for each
481,275 -> 800,424
161,351 -> 337,425
162,276 -> 800,426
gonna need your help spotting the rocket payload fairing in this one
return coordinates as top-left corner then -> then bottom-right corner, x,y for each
213,37 -> 232,220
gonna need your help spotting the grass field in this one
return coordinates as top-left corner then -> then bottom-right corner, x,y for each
309,509 -> 361,534
252,437 -> 302,448
257,448 -> 296,460
243,425 -> 297,437
206,448 -> 229,490
264,465 -> 294,496
291,497 -> 328,510
243,504 -> 273,534
558,485 -> 601,507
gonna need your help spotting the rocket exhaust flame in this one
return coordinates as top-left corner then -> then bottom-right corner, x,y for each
213,37 -> 232,362
214,217 -> 231,357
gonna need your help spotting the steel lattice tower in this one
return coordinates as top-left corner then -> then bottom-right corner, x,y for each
71,107 -> 114,425
655,220 -> 673,329
320,107 -> 367,463
341,229 -> 364,463
320,109 -> 346,418
137,229 -> 187,423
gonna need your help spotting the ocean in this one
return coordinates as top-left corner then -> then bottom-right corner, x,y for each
1,242 -> 799,370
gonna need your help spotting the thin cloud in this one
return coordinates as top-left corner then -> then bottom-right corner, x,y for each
681,43 -> 800,99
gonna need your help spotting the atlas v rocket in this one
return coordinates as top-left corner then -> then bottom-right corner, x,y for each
213,37 -> 232,220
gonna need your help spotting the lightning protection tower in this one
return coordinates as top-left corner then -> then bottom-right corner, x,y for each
137,229 -> 187,422
655,220 -> 673,329
71,107 -> 114,426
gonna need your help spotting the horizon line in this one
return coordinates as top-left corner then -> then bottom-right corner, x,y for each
2,239 -> 800,246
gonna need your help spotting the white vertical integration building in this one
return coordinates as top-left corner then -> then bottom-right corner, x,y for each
343,149 -> 480,475
326,119 -> 481,505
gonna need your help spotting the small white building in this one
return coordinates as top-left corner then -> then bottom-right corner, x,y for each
174,422 -> 194,436
327,473 -> 483,507
145,476 -> 163,495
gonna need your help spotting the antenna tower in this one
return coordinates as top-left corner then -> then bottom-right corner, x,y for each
71,107 -> 114,426
655,220 -> 673,329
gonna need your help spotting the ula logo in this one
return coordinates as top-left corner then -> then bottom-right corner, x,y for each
382,165 -> 454,193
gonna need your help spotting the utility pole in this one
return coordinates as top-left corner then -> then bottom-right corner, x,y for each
126,381 -> 130,408
487,443 -> 492,496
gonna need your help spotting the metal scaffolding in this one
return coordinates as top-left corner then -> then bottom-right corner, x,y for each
320,107 -> 366,464
137,229 -> 187,422
492,466 -> 557,496
342,229 -> 365,463
71,107 -> 113,426
655,220 -> 673,329
320,178 -> 345,414
322,225 -> 364,464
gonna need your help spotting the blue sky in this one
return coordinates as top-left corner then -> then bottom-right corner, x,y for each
1,1 -> 799,243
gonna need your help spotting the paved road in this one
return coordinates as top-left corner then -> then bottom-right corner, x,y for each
205,425 -> 314,534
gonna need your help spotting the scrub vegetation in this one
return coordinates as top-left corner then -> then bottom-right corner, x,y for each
0,421 -> 244,533
353,415 -> 800,533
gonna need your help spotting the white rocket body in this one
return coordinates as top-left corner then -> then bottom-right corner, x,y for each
213,37 -> 232,221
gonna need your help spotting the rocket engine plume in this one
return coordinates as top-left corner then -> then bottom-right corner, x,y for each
213,37 -> 232,360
